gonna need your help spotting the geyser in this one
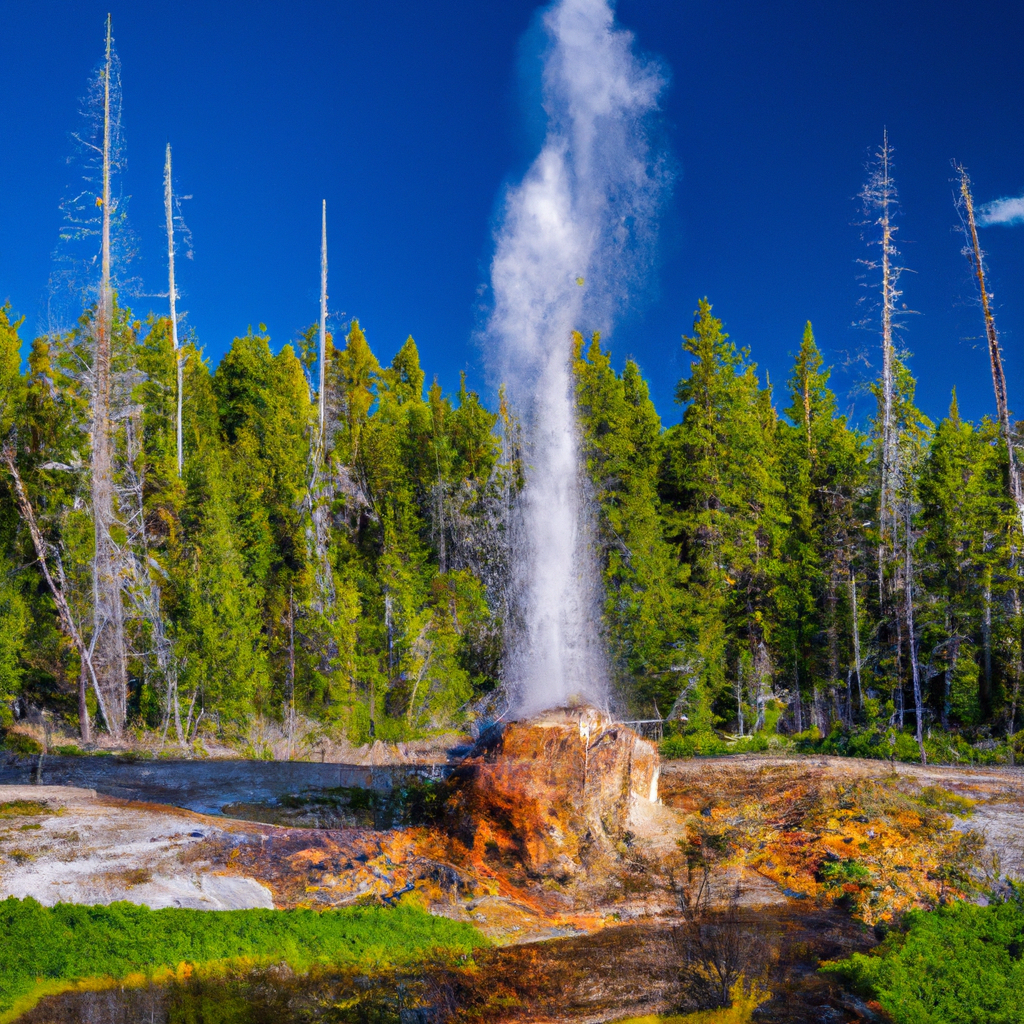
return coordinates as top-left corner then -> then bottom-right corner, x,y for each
488,0 -> 667,716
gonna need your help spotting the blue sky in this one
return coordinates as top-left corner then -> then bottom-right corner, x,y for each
1,0 -> 1022,427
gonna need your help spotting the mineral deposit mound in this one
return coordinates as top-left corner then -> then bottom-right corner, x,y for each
443,707 -> 660,881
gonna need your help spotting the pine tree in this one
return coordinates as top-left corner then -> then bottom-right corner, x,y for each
574,332 -> 681,715
661,300 -> 785,735
778,323 -> 866,729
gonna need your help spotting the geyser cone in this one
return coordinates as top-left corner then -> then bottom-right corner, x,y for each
444,707 -> 659,881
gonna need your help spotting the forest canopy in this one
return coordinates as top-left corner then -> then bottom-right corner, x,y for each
1,292 -> 1023,760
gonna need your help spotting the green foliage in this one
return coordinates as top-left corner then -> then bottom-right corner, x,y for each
574,333 -> 681,714
0,897 -> 486,1017
3,288 -> 1024,757
948,648 -> 982,726
821,896 -> 1024,1023
0,730 -> 42,755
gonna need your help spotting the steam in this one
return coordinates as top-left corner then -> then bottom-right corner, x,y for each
978,194 -> 1024,227
487,0 -> 667,716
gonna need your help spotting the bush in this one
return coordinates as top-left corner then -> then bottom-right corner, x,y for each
53,744 -> 86,756
947,651 -> 982,727
0,897 -> 487,1018
0,730 -> 42,755
660,731 -> 728,759
821,895 -> 1024,1023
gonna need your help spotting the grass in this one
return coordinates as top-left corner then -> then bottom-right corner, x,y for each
0,801 -> 50,819
0,897 -> 487,1022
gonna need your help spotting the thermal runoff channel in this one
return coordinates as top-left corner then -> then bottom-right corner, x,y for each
487,0 -> 668,716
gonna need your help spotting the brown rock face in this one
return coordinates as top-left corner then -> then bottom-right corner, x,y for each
444,707 -> 660,880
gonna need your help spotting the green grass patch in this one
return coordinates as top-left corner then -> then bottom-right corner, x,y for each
821,895 -> 1024,1023
0,800 -> 50,819
0,897 -> 486,1021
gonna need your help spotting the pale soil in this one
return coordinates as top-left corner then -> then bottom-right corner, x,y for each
0,785 -> 273,910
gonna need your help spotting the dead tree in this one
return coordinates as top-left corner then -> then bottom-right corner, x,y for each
90,15 -> 128,738
117,410 -> 182,744
305,201 -> 336,613
319,200 -> 328,450
164,143 -> 183,478
903,495 -> 926,762
859,131 -> 903,607
957,166 -> 1024,534
2,445 -> 110,738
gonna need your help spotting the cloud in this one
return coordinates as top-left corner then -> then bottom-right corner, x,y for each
978,194 -> 1024,227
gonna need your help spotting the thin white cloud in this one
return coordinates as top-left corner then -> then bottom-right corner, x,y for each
978,194 -> 1024,227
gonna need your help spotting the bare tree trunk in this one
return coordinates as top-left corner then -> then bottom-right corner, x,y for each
826,570 -> 840,696
904,500 -> 926,763
983,571 -> 993,709
319,200 -> 328,449
164,143 -> 183,478
876,132 -> 899,610
91,15 -> 128,738
78,663 -> 91,743
2,445 -> 112,733
849,570 -> 863,710
734,664 -> 744,737
792,654 -> 803,733
287,587 -> 295,759
958,166 -> 1024,533
305,202 -> 335,614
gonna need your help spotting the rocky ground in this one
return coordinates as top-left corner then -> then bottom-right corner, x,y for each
4,728 -> 1024,1022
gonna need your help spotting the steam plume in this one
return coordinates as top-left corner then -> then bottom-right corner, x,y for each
978,194 -> 1024,227
487,0 -> 667,716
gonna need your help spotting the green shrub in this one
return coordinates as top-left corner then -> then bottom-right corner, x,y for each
0,730 -> 42,755
947,651 -> 982,727
53,744 -> 86,756
821,895 -> 1024,1023
0,897 -> 486,1017
659,731 -> 728,758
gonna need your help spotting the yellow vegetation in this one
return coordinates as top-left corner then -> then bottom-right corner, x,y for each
615,980 -> 770,1024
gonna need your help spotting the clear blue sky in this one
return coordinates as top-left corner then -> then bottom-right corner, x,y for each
1,0 -> 1022,427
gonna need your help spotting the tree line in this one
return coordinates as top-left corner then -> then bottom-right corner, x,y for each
1,23 -> 1020,760
1,288 -> 1021,756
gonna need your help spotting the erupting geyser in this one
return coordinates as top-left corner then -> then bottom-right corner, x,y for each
487,0 -> 667,716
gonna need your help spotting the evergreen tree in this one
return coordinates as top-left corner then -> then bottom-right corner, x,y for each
778,323 -> 866,730
574,332 -> 681,715
661,300 -> 785,735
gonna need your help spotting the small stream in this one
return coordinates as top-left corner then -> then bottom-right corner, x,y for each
0,752 -> 446,818
17,968 -> 431,1024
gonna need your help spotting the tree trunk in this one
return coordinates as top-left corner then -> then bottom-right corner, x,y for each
983,571 -> 993,710
91,15 -> 128,738
319,200 -> 328,449
78,662 -> 91,744
904,500 -> 926,763
849,570 -> 863,710
2,446 -> 112,733
959,166 -> 1024,533
164,143 -> 183,478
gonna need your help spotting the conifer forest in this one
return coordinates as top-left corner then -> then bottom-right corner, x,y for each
2,24 -> 1023,771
